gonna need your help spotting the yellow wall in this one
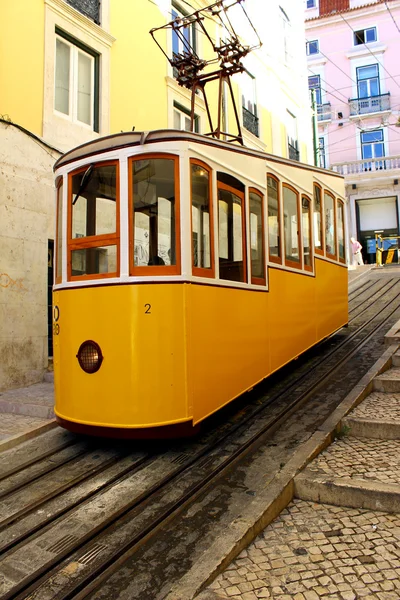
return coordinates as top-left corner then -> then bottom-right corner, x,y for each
109,0 -> 170,132
0,0 -> 45,135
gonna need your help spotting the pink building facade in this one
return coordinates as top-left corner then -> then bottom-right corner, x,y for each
306,0 -> 400,263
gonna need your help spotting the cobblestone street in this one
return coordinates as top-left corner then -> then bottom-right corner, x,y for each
209,499 -> 400,599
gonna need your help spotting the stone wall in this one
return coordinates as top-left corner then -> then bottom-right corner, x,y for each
0,122 -> 61,391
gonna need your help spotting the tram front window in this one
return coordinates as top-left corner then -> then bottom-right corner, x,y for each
69,162 -> 118,278
131,158 -> 176,267
71,164 -> 117,238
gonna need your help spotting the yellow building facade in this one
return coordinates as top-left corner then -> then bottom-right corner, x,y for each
0,0 -> 313,390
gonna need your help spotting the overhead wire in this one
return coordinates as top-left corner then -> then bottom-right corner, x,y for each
384,1 -> 400,35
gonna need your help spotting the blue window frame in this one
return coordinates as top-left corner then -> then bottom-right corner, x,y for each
172,3 -> 196,57
306,40 -> 319,55
361,129 -> 384,160
354,27 -> 377,45
357,64 -> 380,98
308,75 -> 322,105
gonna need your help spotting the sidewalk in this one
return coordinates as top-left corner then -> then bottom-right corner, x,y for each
200,347 -> 400,599
0,380 -> 54,443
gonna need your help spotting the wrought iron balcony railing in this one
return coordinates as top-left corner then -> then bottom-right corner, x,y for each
66,0 -> 100,24
349,93 -> 390,116
242,107 -> 259,137
288,142 -> 300,161
317,102 -> 331,121
332,154 -> 400,175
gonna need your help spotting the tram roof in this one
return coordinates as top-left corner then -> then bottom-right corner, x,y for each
54,129 -> 342,178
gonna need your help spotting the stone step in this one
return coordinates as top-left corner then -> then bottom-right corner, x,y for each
342,391 -> 400,439
373,366 -> 400,392
43,371 -> 54,383
392,351 -> 400,367
0,382 -> 54,419
294,436 -> 400,513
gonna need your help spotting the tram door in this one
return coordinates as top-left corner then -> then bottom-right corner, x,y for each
48,240 -> 54,358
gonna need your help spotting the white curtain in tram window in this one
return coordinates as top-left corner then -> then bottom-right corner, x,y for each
134,213 -> 150,266
313,212 -> 321,247
77,51 -> 92,125
233,201 -> 243,261
55,39 -> 70,115
203,212 -> 210,267
219,201 -> 229,259
250,212 -> 258,251
158,197 -> 172,264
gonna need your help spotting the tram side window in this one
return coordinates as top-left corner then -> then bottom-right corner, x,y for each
69,163 -> 118,278
267,175 -> 281,263
249,189 -> 265,284
283,185 -> 300,267
191,161 -> 213,276
302,195 -> 312,271
217,173 -> 246,283
337,200 -> 345,262
324,191 -> 336,258
131,157 -> 177,269
313,183 -> 323,253
56,179 -> 63,282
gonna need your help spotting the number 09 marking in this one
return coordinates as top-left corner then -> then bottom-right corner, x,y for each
144,304 -> 151,314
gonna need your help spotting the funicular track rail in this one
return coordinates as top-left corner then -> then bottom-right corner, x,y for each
2,276 -> 400,599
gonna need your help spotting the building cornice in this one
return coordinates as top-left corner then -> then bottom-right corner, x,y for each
45,0 -> 116,47
305,0 -> 400,28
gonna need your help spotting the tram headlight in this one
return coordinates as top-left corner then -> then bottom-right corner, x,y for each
76,341 -> 103,374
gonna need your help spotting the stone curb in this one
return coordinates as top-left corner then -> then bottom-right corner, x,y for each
166,343 -> 399,600
0,420 -> 57,453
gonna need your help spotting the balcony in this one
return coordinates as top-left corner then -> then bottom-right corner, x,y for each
332,154 -> 400,175
288,143 -> 300,161
242,107 -> 259,138
66,0 -> 100,24
317,102 -> 332,122
349,93 -> 390,116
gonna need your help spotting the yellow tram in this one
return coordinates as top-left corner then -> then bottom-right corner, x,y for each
52,130 -> 348,437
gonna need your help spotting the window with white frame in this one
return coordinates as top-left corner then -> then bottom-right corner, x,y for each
241,71 -> 259,137
306,40 -> 319,55
287,110 -> 299,161
173,101 -> 199,132
318,137 -> 326,168
357,64 -> 380,98
361,129 -> 385,161
280,6 -> 291,63
308,75 -> 322,105
306,0 -> 317,7
172,3 -> 196,62
55,31 -> 99,130
354,27 -> 377,45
